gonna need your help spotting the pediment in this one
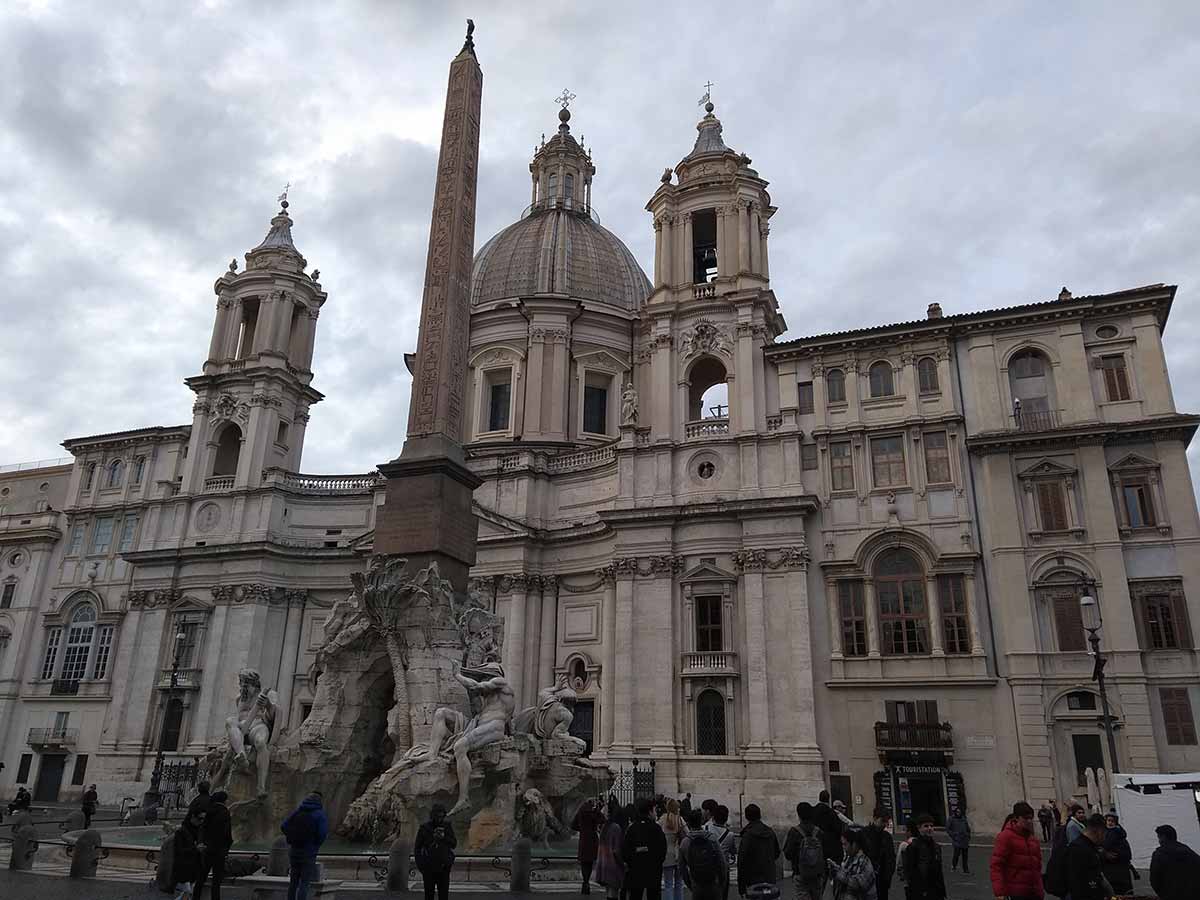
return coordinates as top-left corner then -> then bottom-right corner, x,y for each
475,504 -> 532,540
679,562 -> 737,584
170,595 -> 214,613
1109,453 -> 1159,472
1018,457 -> 1077,478
572,348 -> 629,373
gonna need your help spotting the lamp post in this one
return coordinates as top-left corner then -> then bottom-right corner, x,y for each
1079,589 -> 1121,775
142,630 -> 187,815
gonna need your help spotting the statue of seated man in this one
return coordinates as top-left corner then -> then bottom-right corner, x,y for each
405,655 -> 514,815
213,668 -> 277,799
517,673 -> 587,750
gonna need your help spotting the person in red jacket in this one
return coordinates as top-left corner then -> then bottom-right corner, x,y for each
990,801 -> 1044,900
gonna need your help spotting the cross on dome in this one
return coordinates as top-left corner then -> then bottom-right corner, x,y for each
555,88 -> 576,109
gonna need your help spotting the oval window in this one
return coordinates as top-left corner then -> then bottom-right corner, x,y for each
1096,325 -> 1119,339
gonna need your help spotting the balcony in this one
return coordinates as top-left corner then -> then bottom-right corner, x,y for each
682,650 -> 739,677
203,475 -> 236,492
685,418 -> 729,439
156,668 -> 203,690
51,678 -> 80,696
874,721 -> 954,750
692,282 -> 717,300
28,727 -> 79,747
1010,409 -> 1061,433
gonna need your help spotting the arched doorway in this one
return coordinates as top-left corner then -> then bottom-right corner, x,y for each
688,357 -> 728,421
695,689 -> 727,755
212,423 -> 242,476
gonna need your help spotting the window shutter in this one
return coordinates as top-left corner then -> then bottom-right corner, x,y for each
1162,688 -> 1198,745
1054,594 -> 1086,651
1173,593 -> 1194,650
885,700 -> 898,724
920,700 -> 939,724
1037,481 -> 1068,531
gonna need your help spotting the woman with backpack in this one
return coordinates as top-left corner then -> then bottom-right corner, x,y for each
784,801 -> 827,900
829,828 -> 877,900
659,798 -> 685,900
415,804 -> 457,900
596,799 -> 626,900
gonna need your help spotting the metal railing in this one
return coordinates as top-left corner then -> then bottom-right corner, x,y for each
1010,409 -> 1061,432
0,456 -> 74,473
685,417 -> 730,438
682,650 -> 738,673
50,679 -> 80,696
874,721 -> 954,749
203,475 -> 236,492
156,668 -> 203,690
766,415 -> 782,431
28,727 -> 79,746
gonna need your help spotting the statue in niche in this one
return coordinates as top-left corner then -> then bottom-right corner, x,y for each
396,654 -> 515,815
514,673 -> 586,751
211,668 -> 278,798
621,383 -> 639,425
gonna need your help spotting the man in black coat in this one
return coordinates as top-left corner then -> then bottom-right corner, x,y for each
187,780 -> 212,819
1065,813 -> 1109,900
903,814 -> 946,900
622,797 -> 668,900
1150,823 -> 1200,900
812,790 -> 844,864
736,803 -> 780,896
194,790 -> 233,900
862,807 -> 896,900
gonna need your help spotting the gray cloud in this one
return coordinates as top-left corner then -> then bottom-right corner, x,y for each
1,1 -> 1199,492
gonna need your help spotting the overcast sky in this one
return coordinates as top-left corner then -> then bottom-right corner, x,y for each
2,1 -> 1199,492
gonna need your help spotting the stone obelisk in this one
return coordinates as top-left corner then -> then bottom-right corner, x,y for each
376,22 -> 483,591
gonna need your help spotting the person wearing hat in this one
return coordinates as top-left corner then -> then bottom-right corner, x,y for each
990,801 -> 1043,900
832,799 -> 855,829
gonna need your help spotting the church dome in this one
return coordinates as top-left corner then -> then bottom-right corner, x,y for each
470,104 -> 651,311
470,204 -> 650,311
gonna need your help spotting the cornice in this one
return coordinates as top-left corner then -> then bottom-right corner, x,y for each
965,414 -> 1200,455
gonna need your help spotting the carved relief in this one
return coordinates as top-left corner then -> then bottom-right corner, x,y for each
680,319 -> 733,358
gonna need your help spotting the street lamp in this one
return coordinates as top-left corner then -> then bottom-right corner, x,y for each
142,630 -> 187,817
1079,589 -> 1121,776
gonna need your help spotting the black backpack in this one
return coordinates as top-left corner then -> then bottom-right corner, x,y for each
687,834 -> 725,887
790,825 -> 826,881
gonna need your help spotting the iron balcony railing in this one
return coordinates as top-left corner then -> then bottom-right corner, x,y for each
1010,409 -> 1062,432
874,721 -> 954,750
51,678 -> 80,696
29,727 -> 79,746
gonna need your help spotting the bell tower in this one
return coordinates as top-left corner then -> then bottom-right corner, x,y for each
181,197 -> 326,493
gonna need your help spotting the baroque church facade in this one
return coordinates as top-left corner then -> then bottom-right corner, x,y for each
2,96 -> 1200,830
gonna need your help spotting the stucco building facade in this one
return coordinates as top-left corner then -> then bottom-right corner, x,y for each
2,98 -> 1198,830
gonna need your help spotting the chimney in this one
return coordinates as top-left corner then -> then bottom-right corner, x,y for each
1058,287 -> 1072,301
927,302 -> 943,319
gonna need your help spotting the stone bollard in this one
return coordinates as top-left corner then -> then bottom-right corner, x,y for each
63,810 -> 87,832
155,830 -> 176,892
510,836 -> 532,893
69,829 -> 103,878
9,824 -> 39,870
11,811 -> 34,836
386,837 -> 411,893
268,835 -> 289,876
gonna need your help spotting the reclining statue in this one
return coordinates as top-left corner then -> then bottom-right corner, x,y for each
211,668 -> 278,798
514,673 -> 587,751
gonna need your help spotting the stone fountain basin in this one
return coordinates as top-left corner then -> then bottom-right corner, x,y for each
62,827 -> 584,883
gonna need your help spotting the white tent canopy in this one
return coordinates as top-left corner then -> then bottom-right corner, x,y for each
1111,772 -> 1200,869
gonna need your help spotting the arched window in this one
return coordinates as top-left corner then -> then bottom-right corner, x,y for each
43,596 -> 116,687
688,357 -> 728,421
565,172 -> 575,203
1009,349 -> 1054,427
875,548 -> 929,655
548,172 -> 558,198
131,456 -> 147,484
212,423 -> 242,476
868,361 -> 895,398
696,689 -> 727,755
60,604 -> 97,682
826,368 -> 846,404
917,357 -> 940,393
105,459 -> 124,489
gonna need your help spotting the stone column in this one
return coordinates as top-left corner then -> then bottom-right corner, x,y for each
828,579 -> 844,659
524,576 -> 543,706
739,562 -> 773,754
253,292 -> 281,355
681,213 -> 694,285
749,204 -> 762,274
715,206 -> 728,277
759,222 -> 770,278
863,577 -> 881,657
525,330 -> 546,436
208,298 -> 234,362
662,216 -> 675,287
504,576 -> 529,710
926,575 -> 944,656
298,309 -> 319,372
547,332 -> 569,440
812,361 -> 828,429
846,362 -> 863,423
537,577 -> 557,694
783,554 -> 816,749
965,573 -> 986,655
223,301 -> 245,359
737,202 -> 750,273
612,571 -> 635,754
599,571 -> 616,751
275,591 -> 306,728
653,218 -> 664,287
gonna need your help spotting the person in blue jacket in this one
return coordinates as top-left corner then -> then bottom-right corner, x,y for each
281,791 -> 330,900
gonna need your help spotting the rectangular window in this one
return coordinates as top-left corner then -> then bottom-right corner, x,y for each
68,524 -> 84,556
801,443 -> 818,471
276,421 -> 290,445
938,575 -> 971,654
54,711 -> 70,734
1162,687 -> 1198,745
826,370 -> 847,404
91,625 -> 114,679
1138,590 -> 1194,650
1,582 -> 14,609
41,628 -> 62,679
1122,480 -> 1155,528
16,753 -> 32,783
923,431 -> 951,485
695,595 -> 723,652
1053,594 -> 1087,651
838,581 -> 867,657
797,381 -> 814,415
1036,480 -> 1069,531
878,578 -> 929,655
1100,355 -> 1131,402
487,378 -> 511,432
177,618 -> 202,668
71,754 -> 89,786
831,441 -> 854,491
870,435 -> 907,488
91,516 -> 115,555
583,385 -> 608,435
118,515 -> 139,553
